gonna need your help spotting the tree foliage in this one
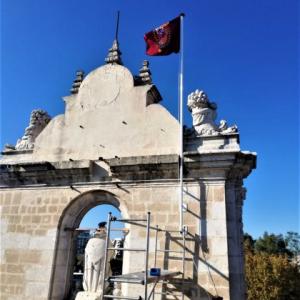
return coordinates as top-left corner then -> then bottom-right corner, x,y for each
244,232 -> 300,300
254,232 -> 292,256
285,231 -> 300,259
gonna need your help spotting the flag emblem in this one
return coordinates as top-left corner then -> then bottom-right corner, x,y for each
154,23 -> 171,49
144,16 -> 180,56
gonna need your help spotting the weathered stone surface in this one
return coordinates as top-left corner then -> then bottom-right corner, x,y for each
75,291 -> 101,300
0,59 -> 256,300
0,64 -> 180,163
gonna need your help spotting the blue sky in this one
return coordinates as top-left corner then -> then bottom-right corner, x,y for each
1,0 -> 299,238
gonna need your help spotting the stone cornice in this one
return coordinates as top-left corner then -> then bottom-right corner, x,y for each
0,160 -> 92,187
0,151 -> 256,187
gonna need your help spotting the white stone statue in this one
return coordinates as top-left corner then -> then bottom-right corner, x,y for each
187,89 -> 238,136
15,109 -> 51,150
187,90 -> 218,136
76,222 -> 113,300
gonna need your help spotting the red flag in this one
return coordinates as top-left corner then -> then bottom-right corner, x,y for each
144,16 -> 180,56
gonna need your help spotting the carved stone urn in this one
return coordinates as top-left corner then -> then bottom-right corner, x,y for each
187,89 -> 238,136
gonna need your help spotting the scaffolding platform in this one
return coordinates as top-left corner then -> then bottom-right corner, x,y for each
108,270 -> 181,285
102,212 -> 186,300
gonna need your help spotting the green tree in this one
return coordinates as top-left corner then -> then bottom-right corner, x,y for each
244,232 -> 300,300
244,232 -> 255,253
255,232 -> 292,256
245,252 -> 300,300
285,231 -> 300,259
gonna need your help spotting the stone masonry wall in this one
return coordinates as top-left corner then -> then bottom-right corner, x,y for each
0,179 -> 234,300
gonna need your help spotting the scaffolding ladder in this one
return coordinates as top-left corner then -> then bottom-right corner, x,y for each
101,212 -> 186,300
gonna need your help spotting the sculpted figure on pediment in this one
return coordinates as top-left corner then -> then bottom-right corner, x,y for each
15,109 -> 51,150
187,89 -> 238,136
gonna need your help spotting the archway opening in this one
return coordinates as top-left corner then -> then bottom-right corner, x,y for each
49,190 -> 129,300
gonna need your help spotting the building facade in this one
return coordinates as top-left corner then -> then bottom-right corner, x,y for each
0,40 -> 256,300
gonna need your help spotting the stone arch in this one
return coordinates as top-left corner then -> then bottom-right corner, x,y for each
49,189 -> 128,300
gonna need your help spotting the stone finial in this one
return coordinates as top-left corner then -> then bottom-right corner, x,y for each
70,70 -> 84,94
105,39 -> 123,65
15,109 -> 51,150
138,60 -> 152,85
187,89 -> 238,136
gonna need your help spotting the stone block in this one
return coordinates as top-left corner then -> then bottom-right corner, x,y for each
133,202 -> 145,212
32,216 -> 41,223
51,198 -> 59,204
6,274 -> 24,285
2,206 -> 10,214
52,215 -> 60,224
0,284 -> 11,297
25,265 -> 51,281
4,193 -> 12,205
15,285 -> 24,295
75,291 -> 101,300
41,215 -> 51,223
206,220 -> 227,237
22,216 -> 31,224
20,250 -> 41,264
208,237 -> 228,256
154,213 -> 168,223
6,264 -> 23,273
5,250 -> 21,263
29,235 -> 55,250
206,202 -> 226,220
16,225 -> 26,233
34,229 -> 47,236
48,206 -> 58,213
25,282 -> 48,297
213,186 -> 225,202
37,206 -> 47,213
7,225 -> 16,232
13,193 -> 21,205
20,206 -> 26,213
28,207 -> 36,214
12,215 -> 21,224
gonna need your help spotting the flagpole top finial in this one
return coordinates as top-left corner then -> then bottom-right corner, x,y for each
179,13 -> 185,17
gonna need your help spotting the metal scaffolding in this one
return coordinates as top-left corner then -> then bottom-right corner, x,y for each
101,212 -> 186,300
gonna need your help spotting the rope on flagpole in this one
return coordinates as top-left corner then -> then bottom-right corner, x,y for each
179,13 -> 185,231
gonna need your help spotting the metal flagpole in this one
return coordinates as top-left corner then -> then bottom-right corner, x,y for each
179,13 -> 185,231
115,11 -> 120,41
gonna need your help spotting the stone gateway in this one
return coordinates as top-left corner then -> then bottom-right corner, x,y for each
0,39 -> 256,300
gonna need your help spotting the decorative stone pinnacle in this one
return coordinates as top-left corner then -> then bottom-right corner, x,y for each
70,70 -> 84,94
105,39 -> 123,65
138,60 -> 152,84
